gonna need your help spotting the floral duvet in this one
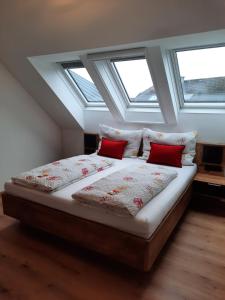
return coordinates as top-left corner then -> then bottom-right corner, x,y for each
12,155 -> 113,192
73,164 -> 177,217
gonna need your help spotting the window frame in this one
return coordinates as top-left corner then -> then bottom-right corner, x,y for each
62,61 -> 106,107
87,46 -> 176,123
109,55 -> 159,109
171,44 -> 225,109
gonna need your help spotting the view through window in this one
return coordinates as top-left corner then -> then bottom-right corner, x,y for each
176,46 -> 225,103
64,62 -> 104,103
112,57 -> 158,104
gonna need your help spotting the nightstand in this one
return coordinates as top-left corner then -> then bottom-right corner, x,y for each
192,172 -> 225,214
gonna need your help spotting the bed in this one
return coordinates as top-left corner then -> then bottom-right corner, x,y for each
2,155 -> 196,271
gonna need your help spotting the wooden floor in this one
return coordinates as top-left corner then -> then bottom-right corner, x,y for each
0,198 -> 225,300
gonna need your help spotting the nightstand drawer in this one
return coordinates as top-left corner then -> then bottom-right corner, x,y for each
193,181 -> 225,198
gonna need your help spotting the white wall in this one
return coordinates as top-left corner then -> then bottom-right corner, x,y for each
29,29 -> 225,148
1,1 -> 225,157
84,110 -> 225,143
1,0 -> 225,129
0,62 -> 62,190
62,128 -> 84,158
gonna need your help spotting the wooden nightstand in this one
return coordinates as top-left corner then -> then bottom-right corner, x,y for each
192,172 -> 225,214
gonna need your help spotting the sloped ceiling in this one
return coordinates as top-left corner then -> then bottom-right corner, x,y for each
0,0 -> 225,128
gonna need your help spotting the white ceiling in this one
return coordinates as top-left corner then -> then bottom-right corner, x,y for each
1,0 -> 225,128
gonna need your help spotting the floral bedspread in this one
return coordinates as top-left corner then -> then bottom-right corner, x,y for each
12,155 -> 113,192
73,164 -> 177,217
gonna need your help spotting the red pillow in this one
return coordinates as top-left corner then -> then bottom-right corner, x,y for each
147,142 -> 185,168
98,137 -> 128,160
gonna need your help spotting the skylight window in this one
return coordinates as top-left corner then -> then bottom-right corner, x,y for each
111,57 -> 158,105
174,46 -> 225,106
62,61 -> 104,104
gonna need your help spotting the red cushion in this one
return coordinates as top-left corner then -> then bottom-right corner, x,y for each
147,142 -> 185,168
98,138 -> 128,160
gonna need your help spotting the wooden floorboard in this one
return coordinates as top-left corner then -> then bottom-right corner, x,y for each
0,196 -> 225,300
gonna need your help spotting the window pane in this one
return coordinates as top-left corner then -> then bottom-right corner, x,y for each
113,58 -> 158,103
176,47 -> 225,103
68,67 -> 104,102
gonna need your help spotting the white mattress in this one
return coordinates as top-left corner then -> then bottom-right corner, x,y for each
5,156 -> 197,239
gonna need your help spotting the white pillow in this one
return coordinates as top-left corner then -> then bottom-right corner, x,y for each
99,124 -> 142,158
142,128 -> 197,165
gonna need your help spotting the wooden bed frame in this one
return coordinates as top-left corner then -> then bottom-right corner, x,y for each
2,184 -> 192,272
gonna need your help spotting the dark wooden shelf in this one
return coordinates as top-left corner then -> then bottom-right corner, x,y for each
84,133 -> 99,154
192,171 -> 225,212
193,191 -> 225,202
194,172 -> 225,186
